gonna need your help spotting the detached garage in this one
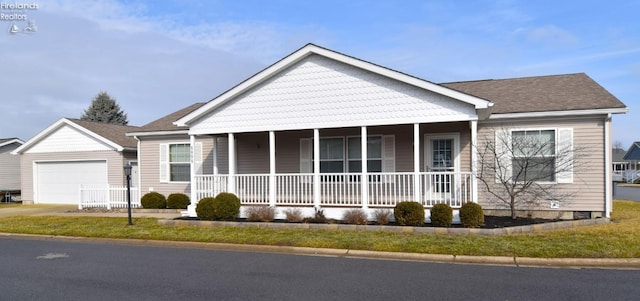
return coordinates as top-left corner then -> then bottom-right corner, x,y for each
12,118 -> 139,205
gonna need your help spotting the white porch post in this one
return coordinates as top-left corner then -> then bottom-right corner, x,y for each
361,126 -> 369,210
313,129 -> 320,209
269,131 -> 276,207
187,134 -> 197,217
228,133 -> 236,194
413,123 -> 421,203
470,120 -> 478,203
189,134 -> 196,202
212,136 -> 218,175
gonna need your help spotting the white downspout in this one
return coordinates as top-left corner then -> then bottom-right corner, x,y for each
604,113 -> 612,218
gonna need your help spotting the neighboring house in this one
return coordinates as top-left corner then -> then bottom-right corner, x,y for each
0,138 -> 24,195
613,147 -> 630,182
137,44 -> 627,219
622,142 -> 640,183
12,118 -> 139,205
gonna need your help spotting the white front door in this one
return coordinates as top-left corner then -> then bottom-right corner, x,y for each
424,134 -> 460,194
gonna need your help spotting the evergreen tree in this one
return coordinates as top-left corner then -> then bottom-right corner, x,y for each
80,92 -> 129,125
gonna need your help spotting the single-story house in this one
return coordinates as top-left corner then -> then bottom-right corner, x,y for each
0,138 -> 24,198
12,118 -> 140,205
132,43 -> 627,220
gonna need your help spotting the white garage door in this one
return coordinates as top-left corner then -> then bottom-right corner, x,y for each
36,161 -> 108,204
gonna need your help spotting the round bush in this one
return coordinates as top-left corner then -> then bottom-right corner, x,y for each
140,192 -> 166,209
212,192 -> 241,220
393,201 -> 425,226
196,197 -> 216,220
430,203 -> 453,227
167,193 -> 190,209
460,202 -> 484,228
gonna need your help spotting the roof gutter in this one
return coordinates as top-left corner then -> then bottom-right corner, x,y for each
126,130 -> 190,137
488,107 -> 628,120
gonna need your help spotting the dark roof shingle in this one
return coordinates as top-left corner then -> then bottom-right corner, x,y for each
134,103 -> 206,133
68,119 -> 140,149
441,73 -> 626,114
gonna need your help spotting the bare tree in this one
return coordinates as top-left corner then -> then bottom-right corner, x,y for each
613,140 -> 624,151
476,128 -> 580,219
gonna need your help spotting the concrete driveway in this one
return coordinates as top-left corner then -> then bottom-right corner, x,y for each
0,204 -> 182,218
0,204 -> 77,217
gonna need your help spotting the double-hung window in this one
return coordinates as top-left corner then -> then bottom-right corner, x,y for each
300,135 -> 394,176
160,142 -> 202,183
511,130 -> 556,182
169,144 -> 191,182
347,136 -> 382,173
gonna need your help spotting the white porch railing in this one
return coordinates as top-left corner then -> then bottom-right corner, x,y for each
194,172 -> 473,208
79,185 -> 141,210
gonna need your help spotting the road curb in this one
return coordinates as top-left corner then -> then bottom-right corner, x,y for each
2,232 -> 639,269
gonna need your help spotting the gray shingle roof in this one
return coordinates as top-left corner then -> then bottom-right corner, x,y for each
68,119 -> 140,149
441,73 -> 626,114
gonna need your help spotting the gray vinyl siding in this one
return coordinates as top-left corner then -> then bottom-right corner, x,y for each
138,135 -> 214,198
477,115 -> 606,212
19,150 -> 126,202
0,143 -> 21,190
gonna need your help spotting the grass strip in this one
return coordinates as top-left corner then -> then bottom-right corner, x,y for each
0,201 -> 638,258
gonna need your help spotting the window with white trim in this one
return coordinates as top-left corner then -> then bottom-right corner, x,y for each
300,135 -> 394,175
160,142 -> 202,183
507,128 -> 573,183
347,136 -> 382,172
169,144 -> 190,182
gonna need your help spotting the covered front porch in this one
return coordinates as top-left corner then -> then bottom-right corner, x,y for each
187,122 -> 480,219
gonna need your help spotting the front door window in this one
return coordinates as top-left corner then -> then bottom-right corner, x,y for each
425,134 -> 460,194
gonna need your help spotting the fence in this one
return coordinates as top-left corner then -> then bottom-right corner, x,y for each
79,185 -> 140,210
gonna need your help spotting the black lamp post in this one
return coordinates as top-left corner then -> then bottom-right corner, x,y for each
124,163 -> 133,225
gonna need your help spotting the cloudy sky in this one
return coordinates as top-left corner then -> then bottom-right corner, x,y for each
2,0 -> 638,148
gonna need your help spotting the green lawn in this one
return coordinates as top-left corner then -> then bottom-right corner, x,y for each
0,200 -> 638,258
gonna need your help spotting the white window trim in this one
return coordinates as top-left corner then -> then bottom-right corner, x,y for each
506,127 -> 573,184
160,142 -> 202,183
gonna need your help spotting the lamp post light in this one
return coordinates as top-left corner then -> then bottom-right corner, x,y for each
124,163 -> 133,225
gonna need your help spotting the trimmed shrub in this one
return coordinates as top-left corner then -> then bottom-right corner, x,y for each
394,201 -> 425,226
245,206 -> 276,222
342,209 -> 368,225
195,197 -> 215,220
167,193 -> 190,209
430,203 -> 453,227
284,208 -> 304,223
460,202 -> 484,228
140,192 -> 166,209
212,192 -> 241,220
373,209 -> 392,225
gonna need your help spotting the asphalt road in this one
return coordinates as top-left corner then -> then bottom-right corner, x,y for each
1,237 -> 639,301
613,183 -> 640,201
